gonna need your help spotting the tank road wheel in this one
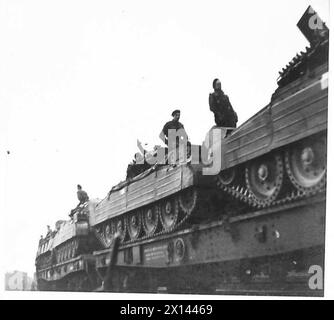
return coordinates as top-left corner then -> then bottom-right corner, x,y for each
116,218 -> 126,243
143,206 -> 159,237
216,168 -> 236,187
102,219 -> 126,246
245,154 -> 284,206
179,188 -> 198,216
103,222 -> 115,247
127,212 -> 142,241
159,198 -> 179,232
285,136 -> 326,193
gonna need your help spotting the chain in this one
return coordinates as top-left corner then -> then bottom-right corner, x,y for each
217,178 -> 325,210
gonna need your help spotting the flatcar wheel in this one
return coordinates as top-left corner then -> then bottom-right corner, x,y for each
159,198 -> 179,231
285,136 -> 326,192
216,168 -> 236,187
245,154 -> 284,206
179,188 -> 198,215
127,212 -> 142,241
143,206 -> 159,236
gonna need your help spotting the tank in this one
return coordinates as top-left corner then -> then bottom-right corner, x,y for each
91,162 -> 221,245
35,202 -> 103,291
35,6 -> 328,294
211,10 -> 328,211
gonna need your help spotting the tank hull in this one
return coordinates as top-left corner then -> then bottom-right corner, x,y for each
214,66 -> 328,171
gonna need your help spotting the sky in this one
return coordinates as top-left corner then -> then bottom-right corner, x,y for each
0,0 -> 330,278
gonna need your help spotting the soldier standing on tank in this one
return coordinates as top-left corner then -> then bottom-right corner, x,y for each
159,110 -> 190,162
209,78 -> 238,132
159,110 -> 188,146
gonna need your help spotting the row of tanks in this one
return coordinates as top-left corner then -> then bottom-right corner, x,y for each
35,6 -> 328,294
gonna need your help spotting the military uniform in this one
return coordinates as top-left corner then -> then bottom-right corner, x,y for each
162,120 -> 185,142
209,90 -> 238,128
77,189 -> 89,204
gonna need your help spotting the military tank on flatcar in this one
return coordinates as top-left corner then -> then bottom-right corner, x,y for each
211,7 -> 328,212
35,163 -> 221,290
35,202 -> 102,291
90,5 -> 328,250
90,162 -> 223,245
35,6 -> 328,294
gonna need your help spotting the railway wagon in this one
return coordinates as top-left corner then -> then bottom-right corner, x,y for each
35,6 -> 328,295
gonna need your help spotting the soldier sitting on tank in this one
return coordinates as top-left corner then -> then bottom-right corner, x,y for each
77,184 -> 89,204
159,109 -> 191,163
209,78 -> 238,137
69,185 -> 89,218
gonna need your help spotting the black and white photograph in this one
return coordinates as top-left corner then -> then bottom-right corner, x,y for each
0,0 -> 331,299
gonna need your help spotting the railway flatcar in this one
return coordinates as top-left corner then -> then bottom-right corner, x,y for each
35,6 -> 328,295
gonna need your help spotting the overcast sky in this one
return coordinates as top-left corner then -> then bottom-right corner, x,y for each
0,0 -> 330,277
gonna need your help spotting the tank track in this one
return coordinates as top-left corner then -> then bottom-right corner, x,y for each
216,135 -> 327,209
95,188 -> 205,247
217,177 -> 325,209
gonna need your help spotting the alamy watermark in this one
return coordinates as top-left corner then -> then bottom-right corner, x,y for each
135,128 -> 227,175
308,265 -> 323,290
308,6 -> 324,30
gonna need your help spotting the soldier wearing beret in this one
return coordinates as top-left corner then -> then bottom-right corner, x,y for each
159,109 -> 188,146
159,110 -> 190,163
